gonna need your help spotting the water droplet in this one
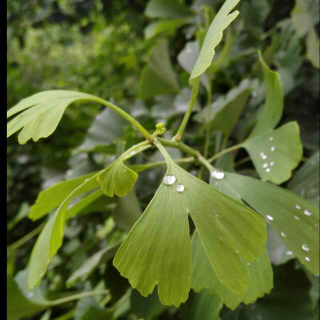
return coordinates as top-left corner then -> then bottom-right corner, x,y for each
296,205 -> 301,210
302,244 -> 310,252
265,168 -> 271,173
176,184 -> 185,193
294,215 -> 300,220
269,137 -> 274,141
262,155 -> 267,160
270,146 -> 275,152
270,161 -> 275,166
263,163 -> 268,168
260,152 -> 264,157
163,175 -> 176,185
27,292 -> 34,298
266,215 -> 274,221
246,262 -> 250,266
304,209 -> 312,216
286,250 -> 293,256
211,169 -> 225,180
305,257 -> 310,262
281,232 -> 286,237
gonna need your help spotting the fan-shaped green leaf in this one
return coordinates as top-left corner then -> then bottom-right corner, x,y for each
28,174 -> 100,289
191,231 -> 273,310
288,151 -> 319,205
249,53 -> 284,137
211,172 -> 319,274
97,159 -> 138,197
139,40 -> 180,100
113,145 -> 266,306
243,122 -> 303,184
189,0 -> 240,86
7,91 -> 94,144
29,172 -> 98,221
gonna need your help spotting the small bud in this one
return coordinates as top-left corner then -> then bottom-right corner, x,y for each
156,123 -> 164,130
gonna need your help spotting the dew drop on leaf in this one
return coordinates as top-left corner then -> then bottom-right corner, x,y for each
266,215 -> 274,221
286,250 -> 293,256
305,257 -> 310,262
281,232 -> 286,237
270,161 -> 275,166
263,163 -> 268,168
265,168 -> 271,173
304,209 -> 312,216
270,146 -> 275,152
262,155 -> 267,160
269,137 -> 274,141
294,215 -> 300,220
211,169 -> 225,180
176,184 -> 185,193
296,205 -> 301,210
302,244 -> 310,252
163,175 -> 176,185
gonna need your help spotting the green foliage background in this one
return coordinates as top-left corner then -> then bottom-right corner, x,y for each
7,0 -> 319,319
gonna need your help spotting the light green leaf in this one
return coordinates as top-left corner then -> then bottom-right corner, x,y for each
183,290 -> 223,320
113,148 -> 266,306
97,158 -> 138,197
29,172 -> 98,221
139,39 -> 180,100
7,90 -> 93,144
191,231 -> 273,310
306,27 -> 320,70
7,202 -> 30,230
78,306 -> 113,320
249,53 -> 284,137
8,271 -> 49,320
189,0 -> 240,86
145,0 -> 194,19
113,191 -> 142,231
288,151 -> 319,206
144,19 -> 188,39
67,244 -> 120,288
28,174 -> 100,289
211,171 -> 319,275
243,122 -> 303,184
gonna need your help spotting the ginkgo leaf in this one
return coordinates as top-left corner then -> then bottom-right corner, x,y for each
210,171 -> 319,275
29,171 -> 98,220
248,53 -> 284,138
189,0 -> 240,86
191,230 -> 273,310
28,174 -> 100,289
144,19 -> 188,40
113,145 -> 266,306
7,91 -> 94,144
288,151 -> 319,205
242,54 -> 302,184
97,158 -> 138,197
243,122 -> 303,184
139,39 -> 180,100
